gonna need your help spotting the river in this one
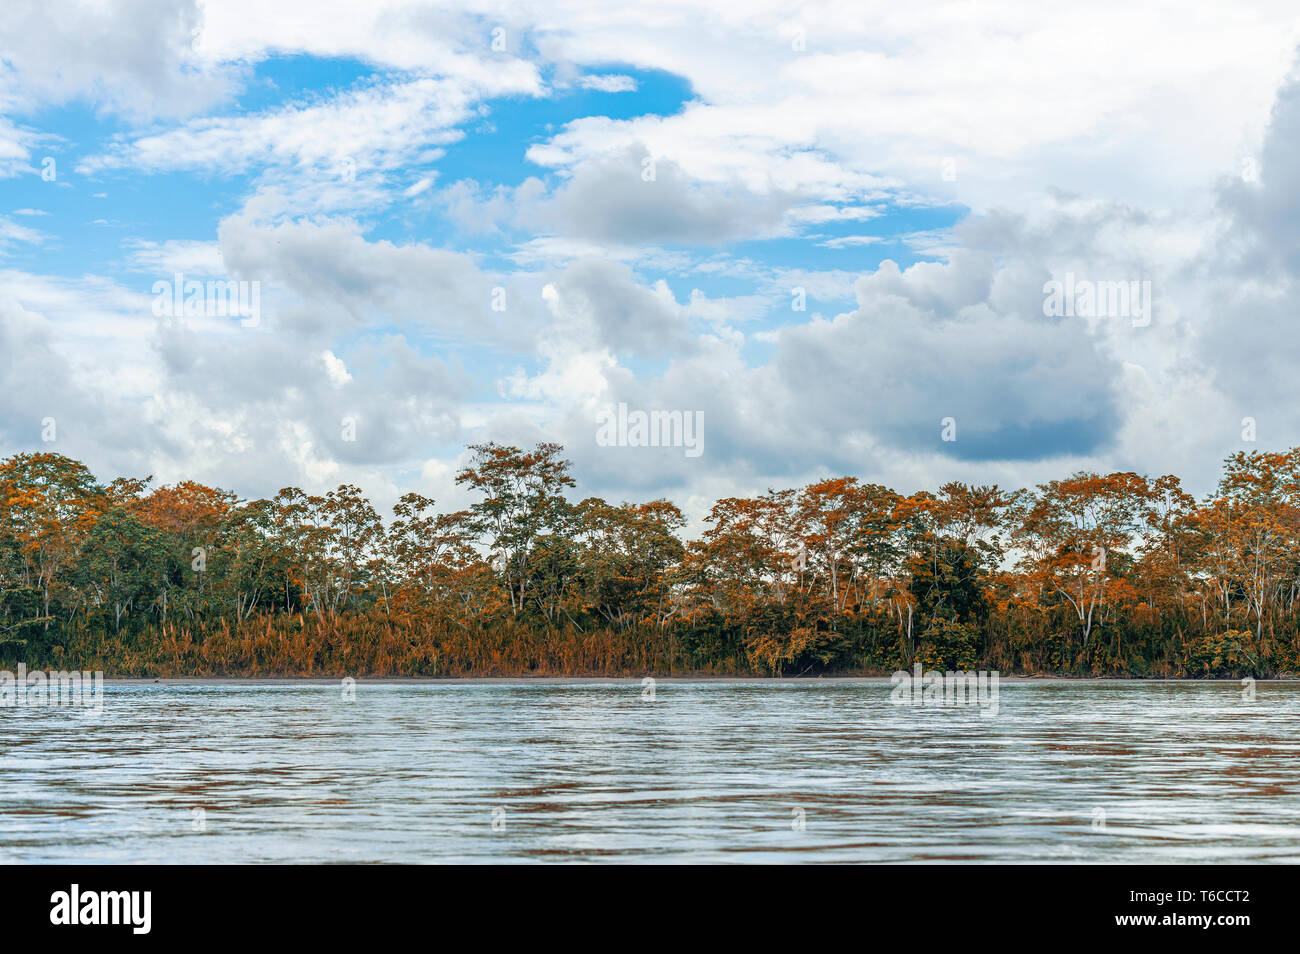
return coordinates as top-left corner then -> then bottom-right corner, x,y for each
1,679 -> 1296,863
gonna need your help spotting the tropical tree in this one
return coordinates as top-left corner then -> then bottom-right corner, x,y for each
455,442 -> 576,614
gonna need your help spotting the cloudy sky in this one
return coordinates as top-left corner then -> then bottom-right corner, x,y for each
3,0 -> 1300,525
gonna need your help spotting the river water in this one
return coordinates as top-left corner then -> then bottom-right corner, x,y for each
1,679 -> 1297,863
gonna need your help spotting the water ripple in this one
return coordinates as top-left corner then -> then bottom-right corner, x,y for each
0,680 -> 1297,863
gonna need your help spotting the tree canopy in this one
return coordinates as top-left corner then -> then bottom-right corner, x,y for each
3,444 -> 1298,677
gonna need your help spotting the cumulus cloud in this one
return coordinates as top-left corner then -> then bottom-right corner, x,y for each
773,255 -> 1124,462
443,146 -> 799,246
0,290 -> 178,478
532,147 -> 796,245
214,214 -> 541,346
8,1 -> 1300,523
540,258 -> 695,357
1197,63 -> 1300,436
0,0 -> 240,118
152,322 -> 467,485
524,0 -> 1300,214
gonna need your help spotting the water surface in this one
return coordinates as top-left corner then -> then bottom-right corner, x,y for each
1,680 -> 1296,863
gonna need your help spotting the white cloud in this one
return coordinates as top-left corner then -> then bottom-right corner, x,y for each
522,0 -> 1300,214
6,0 -> 1300,519
0,215 -> 45,251
127,239 -> 225,274
577,74 -> 638,93
0,0 -> 240,118
79,72 -> 538,187
322,349 -> 353,386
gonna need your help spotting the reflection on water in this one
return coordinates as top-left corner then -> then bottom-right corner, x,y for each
1,680 -> 1297,863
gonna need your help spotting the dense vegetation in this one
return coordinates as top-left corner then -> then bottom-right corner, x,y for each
2,442 -> 1298,677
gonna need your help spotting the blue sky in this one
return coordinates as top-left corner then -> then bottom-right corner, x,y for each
7,56 -> 955,288
2,1 -> 1299,523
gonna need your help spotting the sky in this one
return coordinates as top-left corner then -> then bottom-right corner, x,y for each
3,0 -> 1300,529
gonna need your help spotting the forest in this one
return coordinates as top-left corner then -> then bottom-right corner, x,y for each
1,441 -> 1297,677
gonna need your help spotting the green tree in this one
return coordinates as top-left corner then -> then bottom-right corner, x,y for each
75,507 -> 168,633
455,442 -> 576,614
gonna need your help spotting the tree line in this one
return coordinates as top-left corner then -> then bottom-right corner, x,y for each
2,442 -> 1298,677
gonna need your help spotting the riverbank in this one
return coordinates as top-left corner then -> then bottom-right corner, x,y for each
8,611 -> 1291,680
94,674 -> 1293,684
